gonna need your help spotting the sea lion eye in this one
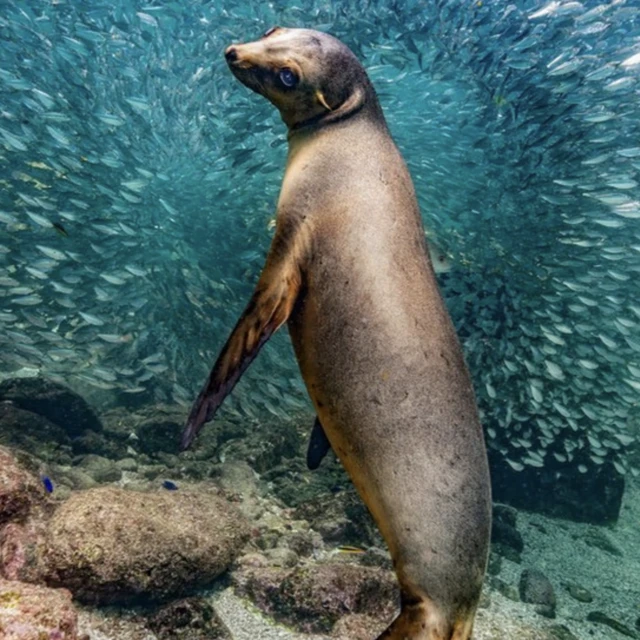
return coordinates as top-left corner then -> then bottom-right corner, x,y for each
278,67 -> 298,88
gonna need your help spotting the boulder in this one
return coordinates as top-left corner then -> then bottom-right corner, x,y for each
0,517 -> 48,582
294,490 -> 381,547
42,486 -> 250,604
0,404 -> 71,457
489,452 -> 624,525
0,377 -> 102,437
331,614 -> 388,639
0,578 -> 78,640
492,503 -> 524,563
219,417 -> 300,474
108,404 -> 187,455
519,568 -> 556,618
77,455 -> 122,483
146,597 -> 232,639
0,446 -> 46,525
232,562 -> 398,634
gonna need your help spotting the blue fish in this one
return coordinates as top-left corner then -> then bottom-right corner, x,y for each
41,476 -> 54,494
162,480 -> 178,491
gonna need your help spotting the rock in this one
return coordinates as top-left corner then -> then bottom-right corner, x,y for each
491,504 -> 524,553
519,569 -> 556,614
62,468 -> 97,491
478,590 -> 491,609
156,452 -> 179,468
0,404 -> 71,457
565,582 -> 593,603
219,418 -> 300,474
286,529 -> 322,558
487,552 -> 502,576
42,486 -> 250,604
118,404 -> 186,455
294,490 -> 381,547
264,547 -> 299,568
215,460 -> 265,520
489,453 -> 624,525
141,464 -> 165,480
0,377 -> 102,437
494,543 -> 521,564
535,604 -> 556,619
115,457 -> 138,472
583,527 -> 623,557
492,577 -> 520,602
0,578 -> 78,639
232,562 -> 398,634
358,547 -> 393,571
137,419 -> 182,455
236,553 -> 269,569
548,624 -> 580,640
587,611 -> 639,638
0,446 -> 45,525
52,485 -> 72,501
77,455 -> 122,483
0,516 -> 48,582
331,613 -> 387,639
146,597 -> 232,639
71,430 -> 125,459
265,455 -> 348,509
493,503 -> 518,527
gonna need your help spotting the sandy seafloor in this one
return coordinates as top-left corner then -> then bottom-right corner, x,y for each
73,477 -> 640,640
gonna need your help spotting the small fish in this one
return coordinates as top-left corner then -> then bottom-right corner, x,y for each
13,294 -> 43,306
162,480 -> 178,491
36,245 -> 66,261
78,311 -> 105,327
41,476 -> 54,493
97,333 -> 132,343
159,198 -> 179,216
125,96 -> 151,111
121,178 -> 148,193
336,545 -> 366,555
52,222 -> 68,237
124,264 -> 147,277
96,111 -> 126,127
100,273 -> 127,285
26,211 -> 52,228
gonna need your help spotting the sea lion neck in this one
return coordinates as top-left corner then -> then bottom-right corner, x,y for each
286,80 -> 387,139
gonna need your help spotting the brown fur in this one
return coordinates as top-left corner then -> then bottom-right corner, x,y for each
183,27 -> 492,639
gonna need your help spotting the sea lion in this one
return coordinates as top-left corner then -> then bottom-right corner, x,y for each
181,27 -> 492,640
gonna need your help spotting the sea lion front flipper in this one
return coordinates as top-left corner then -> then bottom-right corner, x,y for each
181,222 -> 308,450
307,416 -> 332,470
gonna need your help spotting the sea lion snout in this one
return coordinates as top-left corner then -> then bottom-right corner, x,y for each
224,45 -> 238,63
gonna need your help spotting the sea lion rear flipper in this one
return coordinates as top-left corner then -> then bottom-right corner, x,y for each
181,224 -> 308,450
306,416 -> 332,470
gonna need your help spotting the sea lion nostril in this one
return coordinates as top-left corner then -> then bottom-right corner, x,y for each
224,46 -> 238,62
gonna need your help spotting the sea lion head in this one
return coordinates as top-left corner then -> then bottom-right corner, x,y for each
224,27 -> 381,130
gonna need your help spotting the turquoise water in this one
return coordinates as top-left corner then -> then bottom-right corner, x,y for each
1,1 -> 640,637
2,0 -> 639,487
1,0 -> 640,519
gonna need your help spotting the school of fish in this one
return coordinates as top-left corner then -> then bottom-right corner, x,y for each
0,0 -> 638,477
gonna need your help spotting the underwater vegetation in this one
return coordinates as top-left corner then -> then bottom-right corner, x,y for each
0,0 -> 639,488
